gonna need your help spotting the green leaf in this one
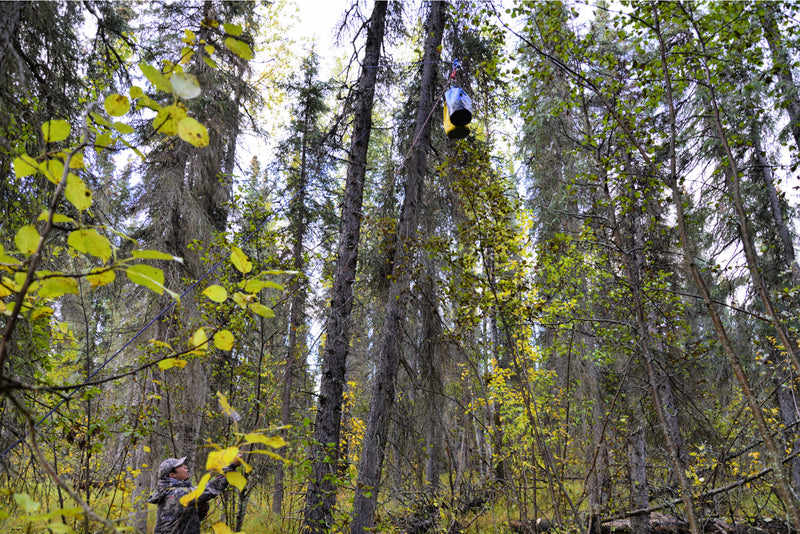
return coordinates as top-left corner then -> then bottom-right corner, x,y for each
130,86 -> 144,99
158,358 -> 188,370
104,94 -> 131,116
223,23 -> 243,36
203,285 -> 228,302
39,276 -> 79,299
139,62 -> 172,93
132,249 -> 180,261
13,493 -> 40,513
249,302 -> 275,318
203,56 -> 219,69
68,229 -> 112,262
229,246 -> 252,273
112,121 -> 135,134
42,120 -> 70,142
65,174 -> 93,211
214,329 -> 234,351
16,225 -> 40,256
13,154 -> 40,179
126,264 -> 165,294
171,73 -> 201,99
177,116 -> 210,147
225,471 -> 247,491
224,37 -> 253,60
87,268 -> 115,288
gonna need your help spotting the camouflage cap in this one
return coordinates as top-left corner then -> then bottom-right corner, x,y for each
157,456 -> 187,479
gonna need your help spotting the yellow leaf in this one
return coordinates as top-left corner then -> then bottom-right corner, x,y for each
139,62 -> 172,93
190,328 -> 208,351
224,37 -> 253,60
132,249 -> 180,261
177,116 -> 209,147
104,94 -> 131,116
65,174 -> 93,211
158,358 -> 188,370
212,522 -> 234,534
216,391 -> 242,421
42,120 -> 70,142
130,86 -> 144,99
149,339 -> 173,350
180,474 -> 210,506
68,153 -> 84,169
68,229 -> 112,263
229,247 -> 252,274
232,292 -> 250,308
38,276 -> 79,298
143,446 -> 151,453
42,159 -> 64,184
206,447 -> 239,473
153,104 -> 187,136
225,471 -> 247,491
203,285 -> 228,303
31,306 -> 54,320
13,154 -> 40,179
214,330 -> 234,351
38,211 -> 74,225
242,279 -> 265,293
16,225 -> 40,256
112,121 -> 134,134
244,433 -> 287,449
87,268 -> 115,288
126,264 -> 165,294
249,303 -> 275,318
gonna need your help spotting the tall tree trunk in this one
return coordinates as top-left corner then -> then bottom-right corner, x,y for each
628,424 -> 649,534
303,3 -> 388,532
350,4 -> 445,532
760,3 -> 800,153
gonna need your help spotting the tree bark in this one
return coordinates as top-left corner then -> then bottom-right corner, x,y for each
350,3 -> 445,532
628,426 -> 649,534
303,3 -> 388,532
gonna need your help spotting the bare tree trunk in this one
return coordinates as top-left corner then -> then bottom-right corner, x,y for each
303,3 -> 387,532
349,4 -> 445,532
629,425 -> 649,534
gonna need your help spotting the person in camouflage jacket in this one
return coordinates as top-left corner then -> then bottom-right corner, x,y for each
148,456 -> 240,534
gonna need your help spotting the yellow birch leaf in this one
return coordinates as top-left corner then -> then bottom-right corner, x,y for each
177,116 -> 209,147
232,292 -> 249,308
158,358 -> 188,370
42,120 -> 70,142
206,447 -> 239,472
130,86 -> 144,99
13,154 -> 40,179
243,433 -> 288,449
179,474 -> 210,506
65,174 -> 92,211
31,306 -> 54,320
224,37 -> 253,60
68,229 -> 112,263
249,303 -> 275,318
225,471 -> 246,491
15,225 -> 40,256
42,159 -> 64,184
126,264 -> 165,294
87,268 -> 115,288
104,94 -> 131,116
132,249 -> 180,261
213,329 -> 234,351
153,105 -> 187,136
68,153 -> 84,169
139,62 -> 172,93
229,247 -> 252,274
39,276 -> 79,298
190,328 -> 208,351
203,285 -> 228,303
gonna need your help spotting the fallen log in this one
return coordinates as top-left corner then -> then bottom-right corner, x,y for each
509,514 -> 796,534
